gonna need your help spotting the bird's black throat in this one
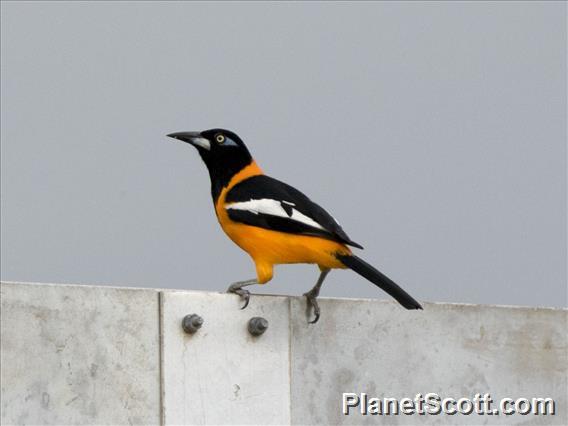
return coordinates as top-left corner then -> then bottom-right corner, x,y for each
198,148 -> 253,202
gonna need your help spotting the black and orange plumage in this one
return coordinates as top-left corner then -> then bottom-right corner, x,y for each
167,128 -> 422,323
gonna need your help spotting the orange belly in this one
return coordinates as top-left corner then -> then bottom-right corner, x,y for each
224,220 -> 351,265
220,220 -> 350,283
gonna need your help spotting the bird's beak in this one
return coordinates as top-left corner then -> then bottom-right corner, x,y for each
167,131 -> 211,151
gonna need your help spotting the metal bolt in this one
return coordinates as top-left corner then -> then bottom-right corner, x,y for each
248,317 -> 268,336
182,314 -> 203,334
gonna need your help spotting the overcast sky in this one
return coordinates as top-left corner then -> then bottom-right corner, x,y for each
1,1 -> 566,308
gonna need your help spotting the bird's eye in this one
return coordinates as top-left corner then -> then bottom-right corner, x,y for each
215,134 -> 225,144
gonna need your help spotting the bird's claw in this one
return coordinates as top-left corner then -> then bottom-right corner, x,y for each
228,288 -> 250,310
304,291 -> 320,324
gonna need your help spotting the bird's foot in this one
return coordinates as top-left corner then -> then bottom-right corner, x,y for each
304,290 -> 320,324
227,279 -> 256,309
231,288 -> 250,310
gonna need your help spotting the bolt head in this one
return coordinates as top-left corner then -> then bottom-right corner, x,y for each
248,316 -> 268,336
182,314 -> 203,334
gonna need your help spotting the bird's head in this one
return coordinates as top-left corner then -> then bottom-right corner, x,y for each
167,128 -> 251,166
167,128 -> 254,196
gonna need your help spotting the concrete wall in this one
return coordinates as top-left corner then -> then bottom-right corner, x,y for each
1,281 -> 566,425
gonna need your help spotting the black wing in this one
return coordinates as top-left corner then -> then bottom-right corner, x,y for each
224,175 -> 363,249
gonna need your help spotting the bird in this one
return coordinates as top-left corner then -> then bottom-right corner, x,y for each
167,128 -> 422,323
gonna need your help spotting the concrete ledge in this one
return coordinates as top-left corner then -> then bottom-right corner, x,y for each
0,282 -> 160,425
1,281 -> 566,425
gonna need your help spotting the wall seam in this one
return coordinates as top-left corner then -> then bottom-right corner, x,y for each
158,291 -> 165,426
288,297 -> 293,426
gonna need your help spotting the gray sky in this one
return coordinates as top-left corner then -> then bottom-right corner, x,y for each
1,1 -> 566,308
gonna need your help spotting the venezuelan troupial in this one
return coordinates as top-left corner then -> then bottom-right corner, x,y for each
167,128 -> 422,323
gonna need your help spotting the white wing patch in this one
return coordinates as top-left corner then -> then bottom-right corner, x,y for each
225,198 -> 325,230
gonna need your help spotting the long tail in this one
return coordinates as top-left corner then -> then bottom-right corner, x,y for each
336,254 -> 423,310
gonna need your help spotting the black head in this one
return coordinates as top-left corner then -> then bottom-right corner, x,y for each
167,128 -> 253,200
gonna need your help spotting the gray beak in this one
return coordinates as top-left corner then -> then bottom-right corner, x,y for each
167,131 -> 211,151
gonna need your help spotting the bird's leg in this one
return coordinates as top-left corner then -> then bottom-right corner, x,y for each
227,278 -> 257,309
303,268 -> 330,324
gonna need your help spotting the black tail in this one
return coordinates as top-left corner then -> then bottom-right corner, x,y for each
336,254 -> 423,310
